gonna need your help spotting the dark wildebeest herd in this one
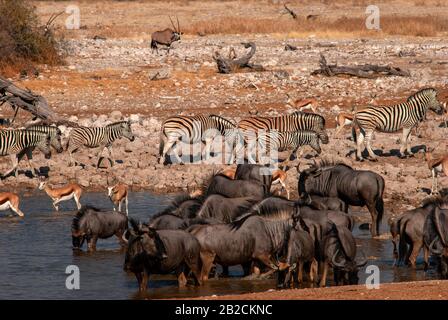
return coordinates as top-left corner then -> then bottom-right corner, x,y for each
69,162 -> 448,292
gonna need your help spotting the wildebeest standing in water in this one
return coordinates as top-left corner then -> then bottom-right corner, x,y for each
319,223 -> 367,287
423,201 -> 448,278
197,194 -> 257,223
123,220 -> 202,291
298,161 -> 385,237
389,197 -> 443,268
190,206 -> 295,282
151,16 -> 181,54
277,221 -> 317,288
71,205 -> 128,251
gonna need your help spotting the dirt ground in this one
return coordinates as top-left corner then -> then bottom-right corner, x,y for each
0,1 -> 448,299
191,280 -> 448,300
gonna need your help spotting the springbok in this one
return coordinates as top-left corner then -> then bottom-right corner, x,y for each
0,192 -> 25,217
294,98 -> 317,113
425,144 -> 448,194
38,179 -> 83,211
107,183 -> 129,216
335,112 -> 354,137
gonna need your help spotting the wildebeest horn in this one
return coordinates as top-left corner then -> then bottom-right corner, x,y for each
429,237 -> 443,255
122,230 -> 129,244
332,249 -> 345,268
356,251 -> 368,267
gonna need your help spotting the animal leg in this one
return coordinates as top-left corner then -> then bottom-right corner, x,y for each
186,255 -> 203,286
107,145 -> 114,167
399,127 -> 412,158
9,202 -> 25,217
96,146 -> 107,168
87,236 -> 98,252
125,196 -> 129,216
356,129 -> 365,161
423,246 -> 429,271
408,241 -> 422,268
365,130 -> 378,161
139,272 -> 149,291
199,251 -> 215,282
176,266 -> 187,287
74,194 -> 82,210
366,202 -> 381,237
319,262 -> 328,287
297,261 -> 304,285
3,154 -> 19,178
431,169 -> 439,195
309,259 -> 318,286
24,149 -> 39,176
160,136 -> 181,164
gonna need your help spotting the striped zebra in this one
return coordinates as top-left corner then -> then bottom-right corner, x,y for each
352,88 -> 444,161
0,129 -> 52,177
67,120 -> 135,167
159,114 -> 239,165
26,124 -> 64,153
238,111 -> 329,144
254,130 -> 323,165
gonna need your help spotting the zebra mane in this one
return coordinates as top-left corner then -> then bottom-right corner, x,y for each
407,88 -> 437,102
209,114 -> 236,128
106,120 -> 129,127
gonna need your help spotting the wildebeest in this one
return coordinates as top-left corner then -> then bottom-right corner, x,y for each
423,199 -> 448,278
389,197 -> 444,268
71,205 -> 128,251
298,161 -> 385,237
234,163 -> 274,194
191,205 -> 295,282
123,220 -> 202,291
158,193 -> 203,219
277,224 -> 317,288
303,194 -> 347,212
204,172 -> 267,200
319,223 -> 367,287
151,16 -> 181,54
197,194 -> 257,223
148,212 -> 218,230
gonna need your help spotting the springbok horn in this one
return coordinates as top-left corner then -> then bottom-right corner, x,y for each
176,15 -> 180,33
332,249 -> 346,268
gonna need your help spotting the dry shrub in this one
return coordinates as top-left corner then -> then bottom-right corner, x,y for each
185,15 -> 448,37
0,0 -> 62,74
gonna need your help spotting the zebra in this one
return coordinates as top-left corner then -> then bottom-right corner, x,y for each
352,88 -> 444,161
66,120 -> 135,167
159,114 -> 239,165
238,111 -> 329,145
26,124 -> 64,153
253,130 -> 323,165
0,129 -> 52,177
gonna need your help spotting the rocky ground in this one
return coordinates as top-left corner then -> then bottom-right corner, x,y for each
1,1 -> 448,218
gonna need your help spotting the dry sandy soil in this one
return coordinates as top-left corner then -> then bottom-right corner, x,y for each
0,0 -> 448,299
191,280 -> 448,300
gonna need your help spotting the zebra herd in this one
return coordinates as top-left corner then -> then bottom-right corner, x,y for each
159,87 -> 446,166
0,120 -> 134,178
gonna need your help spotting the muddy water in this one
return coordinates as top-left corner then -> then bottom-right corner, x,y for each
0,192 -> 440,299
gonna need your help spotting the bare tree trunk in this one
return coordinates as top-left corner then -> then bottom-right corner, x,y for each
0,76 -> 77,126
213,42 -> 264,74
311,54 -> 410,78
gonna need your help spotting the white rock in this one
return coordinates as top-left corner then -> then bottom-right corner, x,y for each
129,114 -> 140,123
110,110 -> 123,120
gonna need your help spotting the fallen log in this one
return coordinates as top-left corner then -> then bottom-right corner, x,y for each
311,54 -> 410,78
212,42 -> 264,74
0,76 -> 77,126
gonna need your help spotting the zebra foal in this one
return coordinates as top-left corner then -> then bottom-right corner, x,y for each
0,129 -> 52,177
254,130 -> 324,165
66,120 -> 135,167
352,88 -> 444,161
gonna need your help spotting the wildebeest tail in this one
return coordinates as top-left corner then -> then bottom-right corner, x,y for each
398,219 -> 409,265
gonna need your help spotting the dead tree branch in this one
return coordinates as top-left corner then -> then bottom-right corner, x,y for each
311,54 -> 410,78
212,42 -> 264,74
0,76 -> 78,127
283,4 -> 298,20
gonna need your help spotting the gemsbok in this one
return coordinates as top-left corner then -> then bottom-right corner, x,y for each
0,192 -> 25,217
38,178 -> 83,211
425,145 -> 448,194
107,183 -> 129,216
